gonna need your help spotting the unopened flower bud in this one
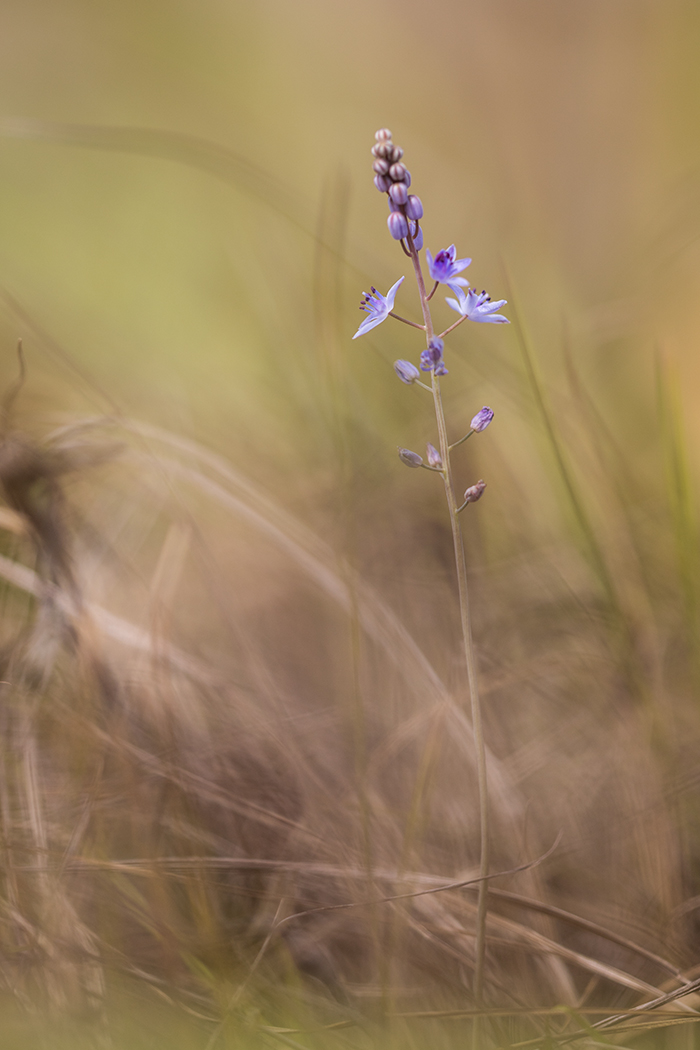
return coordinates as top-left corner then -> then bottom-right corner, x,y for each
403,170 -> 411,187
389,182 -> 408,205
394,359 -> 420,384
410,223 -> 424,251
405,195 -> 423,220
390,146 -> 404,162
389,162 -> 407,182
470,407 -> 494,433
464,480 -> 487,504
375,128 -> 392,142
399,448 -> 423,468
373,159 -> 390,176
371,144 -> 382,158
388,198 -> 400,212
374,174 -> 390,193
377,142 -> 392,159
426,442 -> 443,468
387,212 -> 409,240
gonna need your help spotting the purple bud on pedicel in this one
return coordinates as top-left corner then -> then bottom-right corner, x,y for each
375,128 -> 392,142
426,442 -> 443,468
399,448 -> 423,468
373,159 -> 390,176
394,359 -> 420,384
374,174 -> 390,193
402,170 -> 411,187
470,407 -> 494,433
371,144 -> 382,158
388,212 -> 409,240
389,182 -> 408,205
389,162 -> 407,182
390,146 -> 404,162
464,480 -> 487,504
410,223 -> 423,251
405,195 -> 423,220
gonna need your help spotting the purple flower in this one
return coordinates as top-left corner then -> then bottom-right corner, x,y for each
399,448 -> 423,468
426,245 -> 471,287
463,479 -> 486,503
426,442 -> 443,468
353,277 -> 405,339
445,286 -> 509,324
470,407 -> 494,432
394,359 -> 420,384
420,336 -> 447,374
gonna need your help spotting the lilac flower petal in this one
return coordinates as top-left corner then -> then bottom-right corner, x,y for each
384,275 -> 405,310
354,314 -> 387,338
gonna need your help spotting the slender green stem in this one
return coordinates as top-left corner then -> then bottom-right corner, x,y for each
438,313 -> 468,340
389,311 -> 425,330
449,430 -> 475,452
405,230 -> 490,1015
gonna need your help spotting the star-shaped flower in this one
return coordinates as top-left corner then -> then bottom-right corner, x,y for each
445,286 -> 509,324
353,277 -> 405,339
426,245 -> 471,287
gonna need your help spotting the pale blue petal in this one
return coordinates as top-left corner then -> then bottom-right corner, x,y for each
384,275 -> 406,310
445,297 -> 464,314
453,257 -> 472,272
353,314 -> 386,339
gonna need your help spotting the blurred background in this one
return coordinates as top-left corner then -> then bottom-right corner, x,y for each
0,0 -> 699,1047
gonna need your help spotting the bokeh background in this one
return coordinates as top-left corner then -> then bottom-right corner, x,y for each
0,1 -> 700,1047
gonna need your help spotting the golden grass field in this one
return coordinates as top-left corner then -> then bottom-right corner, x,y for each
0,1 -> 699,1046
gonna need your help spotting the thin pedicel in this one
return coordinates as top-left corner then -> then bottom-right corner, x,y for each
354,128 -> 509,1019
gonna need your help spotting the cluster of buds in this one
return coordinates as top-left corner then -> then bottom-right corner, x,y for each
371,129 -> 424,248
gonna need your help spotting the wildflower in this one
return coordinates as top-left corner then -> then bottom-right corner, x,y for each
445,286 -> 509,324
394,360 -> 420,384
426,245 -> 471,287
420,336 -> 447,374
398,448 -> 423,468
426,442 -> 443,468
353,277 -> 405,339
470,407 -> 494,432
464,479 -> 487,503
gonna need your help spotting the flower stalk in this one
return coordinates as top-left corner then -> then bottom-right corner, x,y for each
354,127 -> 508,1017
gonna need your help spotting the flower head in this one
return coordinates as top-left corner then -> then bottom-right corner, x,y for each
353,276 -> 405,339
445,286 -> 509,324
470,407 -> 494,432
394,359 -> 420,384
426,245 -> 471,287
420,336 -> 448,375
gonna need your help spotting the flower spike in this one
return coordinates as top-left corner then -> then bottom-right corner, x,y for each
353,277 -> 405,339
445,286 -> 509,324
